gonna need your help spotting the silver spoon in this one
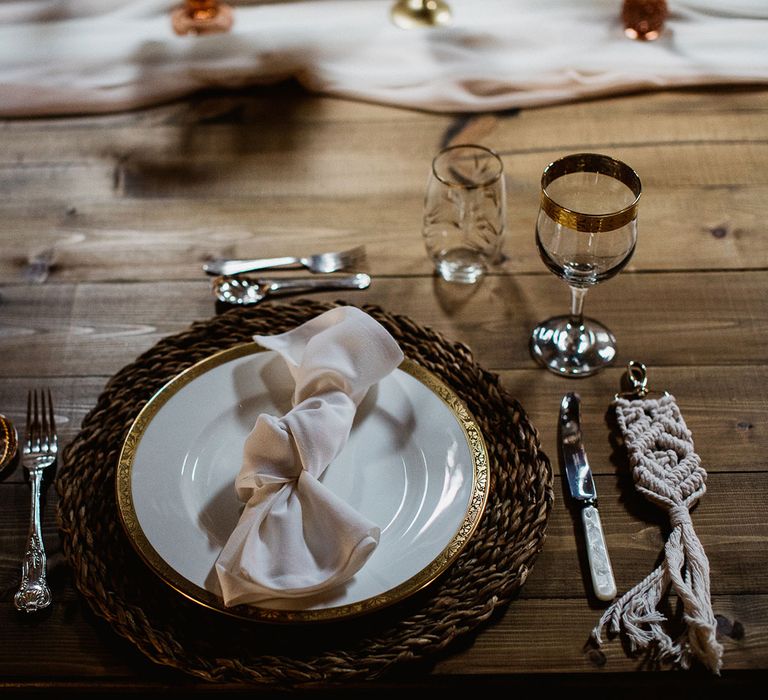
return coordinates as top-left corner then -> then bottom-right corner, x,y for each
212,273 -> 371,306
0,413 -> 18,470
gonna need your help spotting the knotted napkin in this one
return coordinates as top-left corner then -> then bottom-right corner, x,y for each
215,306 -> 404,606
591,393 -> 723,672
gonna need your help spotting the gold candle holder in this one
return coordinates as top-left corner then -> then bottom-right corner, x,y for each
391,1 -> 452,30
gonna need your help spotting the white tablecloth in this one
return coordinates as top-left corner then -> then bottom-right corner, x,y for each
1,0 -> 767,116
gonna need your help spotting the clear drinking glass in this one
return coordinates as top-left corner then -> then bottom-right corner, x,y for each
422,144 -> 506,284
529,153 -> 642,377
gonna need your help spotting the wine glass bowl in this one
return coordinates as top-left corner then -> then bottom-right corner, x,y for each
530,153 -> 641,377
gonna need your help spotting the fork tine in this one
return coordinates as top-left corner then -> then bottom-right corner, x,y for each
346,245 -> 366,259
33,389 -> 40,449
334,246 -> 366,267
40,389 -> 49,451
47,388 -> 57,445
25,390 -> 32,447
31,389 -> 41,449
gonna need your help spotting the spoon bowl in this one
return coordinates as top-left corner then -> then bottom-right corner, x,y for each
0,413 -> 18,471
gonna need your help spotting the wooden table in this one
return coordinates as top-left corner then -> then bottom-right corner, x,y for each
1,82 -> 766,695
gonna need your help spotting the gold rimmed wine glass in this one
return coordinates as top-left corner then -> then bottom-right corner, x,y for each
530,153 -> 642,377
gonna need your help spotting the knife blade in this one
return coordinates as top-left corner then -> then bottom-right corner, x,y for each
559,392 -> 617,601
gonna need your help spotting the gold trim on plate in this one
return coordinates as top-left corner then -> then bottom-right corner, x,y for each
116,343 -> 489,623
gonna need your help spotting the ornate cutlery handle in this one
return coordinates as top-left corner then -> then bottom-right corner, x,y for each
14,469 -> 52,612
582,505 -> 617,602
204,256 -> 301,276
266,273 -> 371,295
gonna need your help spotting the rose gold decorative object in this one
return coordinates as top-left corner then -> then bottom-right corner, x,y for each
622,0 -> 667,41
172,1 -> 233,36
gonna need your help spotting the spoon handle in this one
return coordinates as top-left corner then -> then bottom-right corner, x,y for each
264,273 -> 371,296
204,256 -> 301,276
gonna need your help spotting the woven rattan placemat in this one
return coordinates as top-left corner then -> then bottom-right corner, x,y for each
57,300 -> 553,687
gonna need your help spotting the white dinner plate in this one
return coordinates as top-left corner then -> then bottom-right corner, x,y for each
116,343 -> 489,623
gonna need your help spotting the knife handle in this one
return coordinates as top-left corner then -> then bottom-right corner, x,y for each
581,505 -> 617,601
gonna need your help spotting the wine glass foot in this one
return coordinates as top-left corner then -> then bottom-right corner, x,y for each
530,316 -> 617,377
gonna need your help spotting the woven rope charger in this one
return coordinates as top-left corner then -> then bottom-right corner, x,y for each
57,300 -> 553,687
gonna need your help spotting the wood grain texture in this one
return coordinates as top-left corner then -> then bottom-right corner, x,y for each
0,475 -> 765,677
0,87 -> 766,283
0,365 -> 764,478
2,469 -> 764,599
1,82 -> 767,691
1,179 -> 765,280
1,272 -> 766,377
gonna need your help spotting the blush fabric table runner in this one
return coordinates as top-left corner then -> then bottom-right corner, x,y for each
0,0 -> 767,117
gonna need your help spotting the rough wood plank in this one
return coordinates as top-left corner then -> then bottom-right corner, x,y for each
1,272 -> 765,377
3,467 -> 764,599
0,363 -> 764,479
505,85 -> 768,149
0,162 -> 117,200
1,87 -> 766,282
432,594 -> 765,674
78,144 -> 768,200
499,365 -> 767,475
523,473 -> 768,598
2,87 -> 766,164
0,474 -> 764,677
0,592 -> 761,678
1,176 -> 766,281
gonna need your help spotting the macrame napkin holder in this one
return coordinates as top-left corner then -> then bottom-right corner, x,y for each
591,361 -> 723,673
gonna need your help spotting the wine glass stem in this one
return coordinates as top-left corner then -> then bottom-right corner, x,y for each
569,285 -> 587,327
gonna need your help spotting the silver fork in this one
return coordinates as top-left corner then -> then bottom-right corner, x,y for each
14,389 -> 57,613
202,244 -> 367,276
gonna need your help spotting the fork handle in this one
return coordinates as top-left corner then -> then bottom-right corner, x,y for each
14,469 -> 52,612
203,256 -> 302,276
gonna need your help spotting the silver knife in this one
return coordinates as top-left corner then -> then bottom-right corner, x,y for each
559,392 -> 617,601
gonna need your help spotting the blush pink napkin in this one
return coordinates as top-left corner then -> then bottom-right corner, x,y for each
215,306 -> 404,606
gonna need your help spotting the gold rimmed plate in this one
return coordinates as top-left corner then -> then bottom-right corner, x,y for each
116,344 -> 489,623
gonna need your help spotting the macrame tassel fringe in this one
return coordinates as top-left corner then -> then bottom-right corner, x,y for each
591,514 -> 723,672
666,506 -> 723,672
